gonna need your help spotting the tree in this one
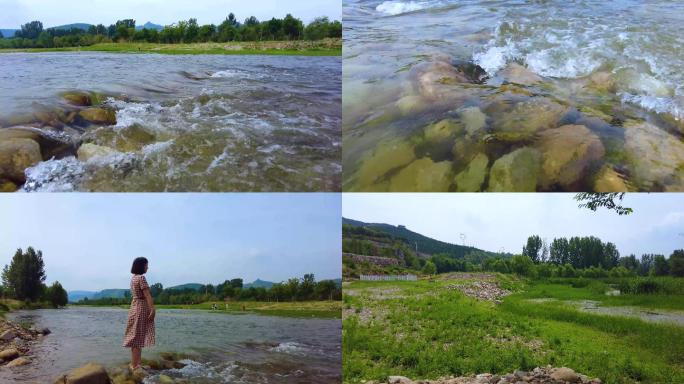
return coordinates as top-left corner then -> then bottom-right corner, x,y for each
2,247 -> 47,301
47,281 -> 68,307
510,255 -> 534,276
150,283 -> 164,297
0,30 -> 3,39
230,278 -> 243,289
575,193 -> 632,215
198,24 -> 216,42
299,273 -> 316,300
422,260 -> 437,275
283,14 -> 303,40
522,235 -> 543,263
185,18 -> 199,43
18,21 -> 43,39
653,255 -> 670,276
670,249 -> 684,277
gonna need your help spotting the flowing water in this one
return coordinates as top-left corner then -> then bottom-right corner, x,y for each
0,52 -> 341,192
343,0 -> 684,192
1,307 -> 341,383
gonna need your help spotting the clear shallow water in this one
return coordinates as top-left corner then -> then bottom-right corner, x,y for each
1,307 -> 341,383
343,0 -> 684,192
0,52 -> 341,191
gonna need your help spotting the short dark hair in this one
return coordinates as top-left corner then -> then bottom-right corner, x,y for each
131,257 -> 148,275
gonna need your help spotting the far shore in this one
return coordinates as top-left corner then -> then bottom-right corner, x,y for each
0,39 -> 342,56
72,300 -> 342,319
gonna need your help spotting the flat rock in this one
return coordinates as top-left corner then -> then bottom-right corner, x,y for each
499,63 -> 542,85
0,138 -> 41,183
6,356 -> 30,367
54,362 -> 111,384
536,125 -> 605,190
488,147 -> 541,191
490,98 -> 566,142
356,140 -> 416,188
459,106 -> 487,137
0,347 -> 19,361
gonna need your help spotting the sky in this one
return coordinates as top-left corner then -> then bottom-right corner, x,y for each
0,193 -> 341,292
0,0 -> 341,29
343,193 -> 684,259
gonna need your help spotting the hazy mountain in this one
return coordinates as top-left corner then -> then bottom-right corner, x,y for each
0,29 -> 18,38
244,279 -> 274,288
137,22 -> 164,31
167,283 -> 203,291
51,23 -> 93,31
68,288 -> 129,303
343,217 -> 501,259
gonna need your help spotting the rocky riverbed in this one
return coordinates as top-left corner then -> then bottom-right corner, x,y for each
0,317 -> 50,369
378,366 -> 601,384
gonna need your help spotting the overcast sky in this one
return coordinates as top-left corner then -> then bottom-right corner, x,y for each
0,0 -> 340,28
0,194 -> 341,292
343,193 -> 684,259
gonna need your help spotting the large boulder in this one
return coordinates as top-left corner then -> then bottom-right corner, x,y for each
536,125 -> 605,190
0,138 -> 42,183
0,126 -> 78,160
623,120 -> 684,191
551,367 -> 580,383
79,108 -> 116,125
54,363 -> 112,384
594,165 -> 629,192
499,63 -> 542,85
6,357 -> 30,367
459,106 -> 487,137
389,158 -> 452,191
409,58 -> 475,101
455,153 -> 488,192
489,98 -> 566,142
488,147 -> 541,191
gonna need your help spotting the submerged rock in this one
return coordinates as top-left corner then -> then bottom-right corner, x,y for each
488,147 -> 541,192
356,140 -> 416,188
0,126 -> 79,160
499,63 -> 542,85
594,165 -> 628,192
79,108 -> 117,125
61,91 -> 105,107
455,153 -> 488,192
536,125 -> 605,190
83,124 -> 156,153
623,120 -> 684,191
389,158 -> 452,191
0,138 -> 42,183
459,106 -> 487,137
6,356 -> 30,367
423,119 -> 463,144
409,57 -> 479,101
490,98 -> 566,142
77,143 -> 118,162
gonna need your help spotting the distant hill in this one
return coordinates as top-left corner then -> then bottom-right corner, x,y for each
51,23 -> 93,31
68,288 -> 129,303
0,29 -> 18,38
343,217 -> 499,259
137,22 -> 163,31
244,279 -> 274,288
68,290 -> 96,303
167,283 -> 203,291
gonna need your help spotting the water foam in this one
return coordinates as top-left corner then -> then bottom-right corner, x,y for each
376,1 -> 428,16
22,157 -> 84,192
269,342 -> 309,356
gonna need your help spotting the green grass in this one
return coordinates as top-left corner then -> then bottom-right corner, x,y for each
0,41 -> 342,56
79,300 -> 341,319
343,274 -> 684,384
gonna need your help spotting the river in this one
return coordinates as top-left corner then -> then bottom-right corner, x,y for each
1,307 -> 341,383
343,0 -> 684,192
0,52 -> 341,192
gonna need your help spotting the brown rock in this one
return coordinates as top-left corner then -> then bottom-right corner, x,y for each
54,363 -> 111,384
0,138 -> 42,183
389,376 -> 414,384
0,347 -> 19,361
0,179 -> 18,192
499,63 -> 542,85
78,143 -> 117,162
6,356 -> 30,367
594,166 -> 628,192
551,367 -> 580,383
536,125 -> 605,190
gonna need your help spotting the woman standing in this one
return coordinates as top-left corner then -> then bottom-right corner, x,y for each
122,257 -> 156,371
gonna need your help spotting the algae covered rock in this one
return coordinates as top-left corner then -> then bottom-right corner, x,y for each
459,106 -> 487,137
79,108 -> 117,125
423,119 -> 463,144
488,147 -> 541,191
594,165 -> 628,192
499,63 -> 542,85
389,157 -> 452,191
623,120 -> 684,191
536,125 -> 605,190
490,98 -> 566,142
53,362 -> 111,384
356,139 -> 416,187
0,138 -> 42,183
455,152 -> 488,192
78,143 -> 118,162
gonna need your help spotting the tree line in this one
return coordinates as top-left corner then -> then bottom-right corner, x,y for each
1,247 -> 68,308
0,14 -> 342,49
76,273 -> 341,306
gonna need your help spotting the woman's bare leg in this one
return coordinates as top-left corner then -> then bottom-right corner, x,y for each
131,347 -> 142,368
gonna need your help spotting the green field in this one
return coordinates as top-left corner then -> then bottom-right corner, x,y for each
343,274 -> 684,384
0,40 -> 342,56
80,300 -> 342,319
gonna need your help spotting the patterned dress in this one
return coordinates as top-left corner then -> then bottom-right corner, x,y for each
122,275 -> 156,348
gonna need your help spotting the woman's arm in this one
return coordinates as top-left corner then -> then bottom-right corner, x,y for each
143,286 -> 156,321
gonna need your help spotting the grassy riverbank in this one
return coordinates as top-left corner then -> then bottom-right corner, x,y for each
0,39 -> 342,56
78,300 -> 342,319
343,274 -> 684,383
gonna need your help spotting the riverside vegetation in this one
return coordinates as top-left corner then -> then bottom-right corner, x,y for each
0,15 -> 342,55
342,219 -> 684,383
